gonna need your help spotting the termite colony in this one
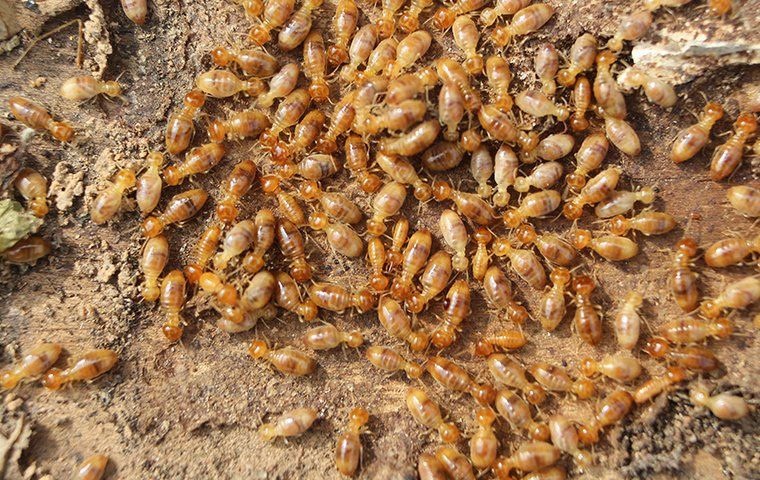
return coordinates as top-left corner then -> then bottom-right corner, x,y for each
1,0 -> 757,477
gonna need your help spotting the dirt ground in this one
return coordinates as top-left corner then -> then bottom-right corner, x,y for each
0,0 -> 758,478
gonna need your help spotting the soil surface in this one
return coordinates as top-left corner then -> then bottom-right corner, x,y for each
0,0 -> 758,479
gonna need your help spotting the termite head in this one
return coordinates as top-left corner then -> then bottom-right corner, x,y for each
643,337 -> 670,358
49,122 -> 74,142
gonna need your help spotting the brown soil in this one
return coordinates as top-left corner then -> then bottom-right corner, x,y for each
0,0 -> 758,479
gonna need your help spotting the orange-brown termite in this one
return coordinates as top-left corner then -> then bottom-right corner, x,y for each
199,272 -> 240,310
567,133 -> 609,191
520,134 -> 575,164
515,89 -> 570,121
195,69 -> 265,98
609,211 -> 677,236
452,16 -> 483,74
633,366 -> 689,404
340,25 -> 379,81
607,10 -> 653,52
280,154 -> 342,181
391,229 -> 432,300
242,209 -> 277,274
41,349 -> 118,390
135,152 -> 164,216
377,297 -> 429,352
669,238 -> 699,312
183,225 -> 222,285
486,55 -> 513,110
60,76 -> 122,101
258,408 -> 318,440
570,228 -> 639,261
548,415 -> 592,467
492,237 -> 547,289
259,88 -> 311,148
214,220 -> 256,270
379,120 -> 440,156
165,90 -> 205,155
367,181 -> 408,236
471,227 -> 492,281
437,58 -> 481,111
215,160 -> 257,224
299,181 -> 362,225
0,343 -> 62,390
701,276 -> 760,320
272,110 -> 325,164
327,0 -> 359,66
387,219 -> 410,269
366,346 -> 423,378
163,143 -> 225,186
357,38 -> 398,81
2,237 -> 52,264
643,337 -> 720,373
141,234 -> 169,301
670,102 -> 724,163
474,329 -> 527,356
77,453 -> 109,480
13,167 -> 48,217
570,76 -> 592,131
614,291 -> 643,350
377,0 -> 405,38
316,94 -> 357,153
248,0 -> 296,45
577,389 -> 634,444
303,324 -> 363,350
308,282 -> 375,313
302,31 -> 329,102
704,233 -> 760,267
480,0 -> 531,26
431,279 -> 471,348
493,144 -> 518,207
277,0 -> 323,51
210,45 -> 278,77
571,275 -> 602,346
399,0 -> 433,33
276,219 -> 312,282
256,64 -> 300,108
427,356 -> 497,405
335,407 -> 370,477
502,191 -> 562,227
483,265 -> 530,325
421,141 -> 464,172
377,153 -> 432,202
593,51 -> 627,120
494,441 -> 561,478
406,387 -> 461,443
418,453 -> 448,480
594,187 -> 655,218
8,96 -> 73,142
488,354 -> 547,405
538,267 -> 570,332
494,389 -> 549,441
727,185 -> 760,217
534,43 -> 559,96
617,66 -> 676,108
260,175 -> 307,226
159,270 -> 186,341
478,104 -> 535,149
433,0 -> 488,30
249,341 -> 317,375
691,384 -> 748,420
528,362 -> 596,399
710,113 -> 758,181
274,271 -> 318,321
439,83 -> 466,142
90,169 -> 136,225
344,134 -> 383,193
470,407 -> 499,469
490,3 -> 555,48
515,224 -> 577,266
563,166 -> 622,219
407,251 -> 453,313
436,445 -> 476,480
367,237 -> 390,292
433,179 -> 497,226
470,145 -> 494,198
658,317 -> 733,344
581,352 -> 642,383
557,33 -> 597,87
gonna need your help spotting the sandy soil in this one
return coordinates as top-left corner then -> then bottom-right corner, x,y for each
0,0 -> 758,479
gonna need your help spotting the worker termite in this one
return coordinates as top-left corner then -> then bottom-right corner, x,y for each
534,43 -> 558,96
488,354 -> 546,405
515,89 -> 570,121
60,76 -> 122,101
367,181 -> 408,236
605,115 -> 641,156
514,163 -> 564,193
377,0 -> 405,38
344,134 -> 382,193
357,38 -> 398,81
134,152 -> 164,216
2,237 -> 52,264
158,270 -> 186,340
571,229 -> 639,261
300,181 -> 362,225
515,224 -> 577,266
704,233 -> 760,267
421,141 -> 464,172
633,366 -> 689,404
259,408 -> 318,439
471,408 -> 499,469
248,0 -> 296,45
593,51 -> 627,119
452,16 -> 483,74
367,238 -> 390,292
308,282 -> 375,313
609,211 -> 677,236
76,453 -> 108,480
670,102 -> 724,163
437,58 -> 481,111
538,267 -> 570,332
165,90 -> 205,155
439,84 -> 465,142
556,34 -> 597,88
563,166 -> 622,219
643,337 -> 720,373
701,276 -> 760,320
474,329 -> 527,356
521,134 -> 575,164
249,341 -> 316,376
164,143 -> 225,186
548,415 -> 593,467
607,10 -> 653,52
261,175 -> 306,226
418,452 -> 448,480
709,0 -> 732,15
494,389 -> 549,441
437,445 -> 476,480
199,272 -> 240,310
303,324 -> 363,350
140,234 -> 169,301
8,97 -> 74,142
491,3 -> 555,48
377,297 -> 429,352
433,0 -> 488,30
669,237 -> 700,312
387,217 -> 410,269
327,0 -> 359,66
528,362 -> 596,399
260,88 -> 312,148
433,179 -> 497,226
281,153 -> 342,181
493,144 -> 518,207
494,441 -> 561,479
594,187 -> 655,219
407,251 -> 453,313
366,346 -> 423,379
480,0 -> 530,26
710,113 -> 758,181
297,33 -> 330,102
570,275 -> 602,346
612,291 -> 643,350
471,228 -> 492,281
470,146 -> 494,198
502,190 -> 562,227
195,70 -> 265,98
274,271 -> 318,321
570,76 -> 592,131
276,219 -> 312,282
121,0 -> 147,24
727,185 -> 760,217
658,317 -> 732,344
214,220 -> 256,270
213,160 -> 257,223
690,384 -> 748,420
391,229 -> 432,300
567,133 -> 609,191
13,167 -> 48,217
399,0 -> 433,32
406,387 -> 461,443
577,389 -> 634,444
277,0 -> 323,51
242,209 -> 277,274
239,271 -> 277,312
316,95 -> 356,154
478,104 -> 535,149
427,356 -> 497,405
483,266 -> 530,325
617,66 -> 677,108
272,111 -> 325,164
0,343 -> 62,389
431,279 -> 471,348
492,237 -> 547,289
42,349 -> 118,390
379,120 -> 441,156
581,353 -> 642,383
335,407 -> 369,477
486,55 -> 513,110
438,209 -> 469,272
376,152 -> 433,201
90,169 -> 136,225
340,25 -> 379,81
210,45 -> 278,77
255,64 -> 300,109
